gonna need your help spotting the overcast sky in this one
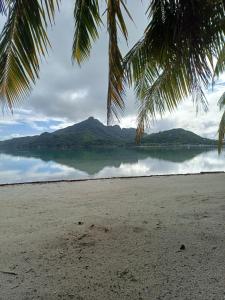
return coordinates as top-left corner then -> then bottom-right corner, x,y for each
0,0 -> 224,141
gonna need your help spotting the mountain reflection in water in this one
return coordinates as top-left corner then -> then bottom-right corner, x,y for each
0,147 -> 224,184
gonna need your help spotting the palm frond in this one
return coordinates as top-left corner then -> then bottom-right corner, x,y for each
0,0 -> 59,110
125,0 -> 224,142
214,43 -> 225,78
218,90 -> 225,110
42,0 -> 60,25
72,0 -> 102,64
135,66 -> 188,143
106,0 -> 131,124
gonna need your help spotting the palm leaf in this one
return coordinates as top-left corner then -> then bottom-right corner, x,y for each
72,0 -> 102,64
218,90 -> 225,110
214,43 -> 225,78
125,0 -> 224,142
134,62 -> 201,142
0,0 -> 59,110
125,41 -> 208,142
106,0 -> 131,124
42,0 -> 60,25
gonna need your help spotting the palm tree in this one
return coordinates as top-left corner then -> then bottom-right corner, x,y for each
0,0 -> 224,150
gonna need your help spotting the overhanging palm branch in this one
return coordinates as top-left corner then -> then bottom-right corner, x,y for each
72,0 -> 102,64
106,0 -> 129,123
72,0 -> 130,124
214,44 -> 225,78
125,0 -> 225,143
43,0 -> 60,25
124,33 -> 207,138
0,0 -> 59,110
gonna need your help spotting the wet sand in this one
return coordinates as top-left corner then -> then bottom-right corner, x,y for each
0,173 -> 225,299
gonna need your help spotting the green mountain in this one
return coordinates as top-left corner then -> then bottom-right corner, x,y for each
0,117 -> 136,150
0,117 -> 216,150
142,128 -> 216,146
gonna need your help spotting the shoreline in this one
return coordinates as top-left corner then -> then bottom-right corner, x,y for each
0,170 -> 224,187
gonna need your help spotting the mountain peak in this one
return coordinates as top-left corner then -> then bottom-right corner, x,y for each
88,116 -> 94,121
85,116 -> 101,124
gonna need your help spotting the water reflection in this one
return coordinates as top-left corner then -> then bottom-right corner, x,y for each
0,148 -> 224,184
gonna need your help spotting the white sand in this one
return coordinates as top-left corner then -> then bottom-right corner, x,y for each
0,173 -> 225,300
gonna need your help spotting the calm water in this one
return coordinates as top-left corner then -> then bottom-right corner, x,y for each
0,148 -> 224,184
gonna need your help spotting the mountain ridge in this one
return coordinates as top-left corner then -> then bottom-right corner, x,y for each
0,117 -> 216,150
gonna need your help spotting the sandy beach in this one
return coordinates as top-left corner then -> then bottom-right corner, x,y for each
0,173 -> 225,300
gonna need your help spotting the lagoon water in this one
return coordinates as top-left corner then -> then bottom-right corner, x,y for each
0,148 -> 224,184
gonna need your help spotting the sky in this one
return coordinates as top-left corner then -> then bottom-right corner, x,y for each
0,0 -> 224,141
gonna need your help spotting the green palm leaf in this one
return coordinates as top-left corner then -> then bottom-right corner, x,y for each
218,91 -> 225,110
125,0 -> 224,142
42,0 -> 60,25
72,0 -> 102,64
214,44 -> 225,78
0,0 -> 59,110
106,0 -> 131,124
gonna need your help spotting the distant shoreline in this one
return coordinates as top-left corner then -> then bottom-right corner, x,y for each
0,143 -> 218,152
0,170 -> 224,187
133,144 -> 217,149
